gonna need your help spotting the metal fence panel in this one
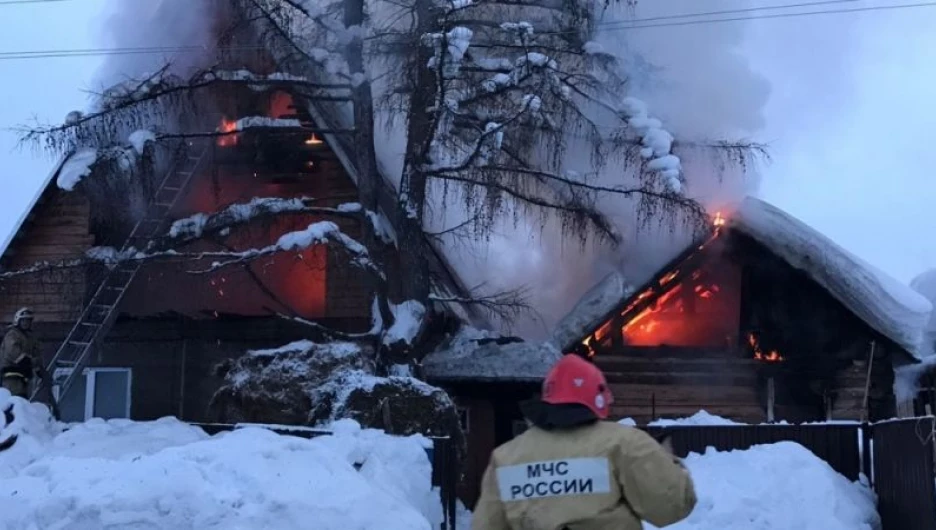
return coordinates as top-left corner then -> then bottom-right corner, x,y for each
872,417 -> 936,530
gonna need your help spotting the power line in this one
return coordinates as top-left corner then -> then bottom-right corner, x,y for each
594,0 -> 936,31
0,0 -> 70,4
0,0 -> 934,61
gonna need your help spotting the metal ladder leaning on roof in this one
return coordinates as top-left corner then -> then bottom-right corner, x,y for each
30,141 -> 210,405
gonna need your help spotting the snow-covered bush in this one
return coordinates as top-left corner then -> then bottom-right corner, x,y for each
211,340 -> 464,448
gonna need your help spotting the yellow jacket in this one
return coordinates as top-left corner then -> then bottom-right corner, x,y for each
0,326 -> 42,375
471,421 -> 696,530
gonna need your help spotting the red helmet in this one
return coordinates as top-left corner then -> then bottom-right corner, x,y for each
542,354 -> 614,419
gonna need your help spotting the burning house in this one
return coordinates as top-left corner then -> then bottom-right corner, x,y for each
0,79 -> 486,424
557,197 -> 934,425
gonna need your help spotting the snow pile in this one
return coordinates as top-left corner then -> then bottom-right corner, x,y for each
551,271 -> 631,351
647,410 -> 741,427
56,148 -> 99,191
646,441 -> 880,530
0,392 -> 440,529
423,327 -> 562,382
617,97 -> 682,192
735,196 -> 933,359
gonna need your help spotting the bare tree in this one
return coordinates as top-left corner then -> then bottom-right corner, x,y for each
11,0 -> 763,435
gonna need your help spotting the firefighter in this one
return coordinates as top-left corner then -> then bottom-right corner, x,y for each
0,308 -> 45,399
471,354 -> 697,530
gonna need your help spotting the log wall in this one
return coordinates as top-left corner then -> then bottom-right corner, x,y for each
0,188 -> 94,323
595,350 -> 766,424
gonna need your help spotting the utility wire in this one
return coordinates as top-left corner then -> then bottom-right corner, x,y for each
0,0 -> 934,61
592,0 -> 936,32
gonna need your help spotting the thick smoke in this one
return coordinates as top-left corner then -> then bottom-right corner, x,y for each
445,0 -> 773,338
91,0 -> 218,96
89,0 -> 771,339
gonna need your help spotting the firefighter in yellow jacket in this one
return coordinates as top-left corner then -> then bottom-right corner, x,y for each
471,354 -> 697,530
0,308 -> 44,398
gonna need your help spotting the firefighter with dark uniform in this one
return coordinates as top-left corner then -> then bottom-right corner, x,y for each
471,353 -> 697,530
0,308 -> 45,398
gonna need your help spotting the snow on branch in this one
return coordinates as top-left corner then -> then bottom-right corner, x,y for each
183,221 -> 383,278
0,221 -> 380,288
167,197 -> 362,241
617,96 -> 682,193
18,64 -> 348,155
382,301 -> 427,348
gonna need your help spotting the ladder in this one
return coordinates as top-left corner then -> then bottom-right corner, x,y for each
31,141 -> 209,404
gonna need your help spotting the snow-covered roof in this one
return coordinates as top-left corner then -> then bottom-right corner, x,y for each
422,327 -> 561,383
551,271 -> 631,352
0,155 -> 69,264
556,195 -> 934,361
911,268 -> 936,355
731,196 -> 933,360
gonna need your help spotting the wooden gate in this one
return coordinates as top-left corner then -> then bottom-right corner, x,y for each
872,417 -> 936,530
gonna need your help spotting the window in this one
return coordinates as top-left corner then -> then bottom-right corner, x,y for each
457,406 -> 470,434
52,367 -> 132,423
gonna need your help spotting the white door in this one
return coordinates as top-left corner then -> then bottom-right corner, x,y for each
52,367 -> 132,423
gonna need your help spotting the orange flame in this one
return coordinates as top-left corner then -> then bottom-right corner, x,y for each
304,134 -> 323,145
217,118 -> 238,147
713,211 -> 726,228
748,333 -> 783,362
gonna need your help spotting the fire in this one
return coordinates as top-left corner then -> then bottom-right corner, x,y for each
713,211 -> 726,228
304,134 -> 323,145
748,332 -> 783,362
216,117 -> 238,147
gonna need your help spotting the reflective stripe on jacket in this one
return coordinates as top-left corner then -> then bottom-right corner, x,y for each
471,421 -> 697,530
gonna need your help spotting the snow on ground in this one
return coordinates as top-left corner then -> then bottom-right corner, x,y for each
646,441 -> 880,530
734,196 -> 933,360
0,390 -> 440,529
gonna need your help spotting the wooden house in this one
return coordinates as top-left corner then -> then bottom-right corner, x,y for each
561,197 -> 934,425
0,84 -> 487,424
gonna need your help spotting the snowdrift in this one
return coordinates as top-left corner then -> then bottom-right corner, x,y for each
647,441 -> 880,530
0,390 -> 440,529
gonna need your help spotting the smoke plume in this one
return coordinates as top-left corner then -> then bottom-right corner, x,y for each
89,0 -> 771,339
448,0 -> 773,338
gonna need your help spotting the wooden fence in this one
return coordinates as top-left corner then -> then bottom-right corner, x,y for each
642,423 -> 863,480
872,417 -> 936,530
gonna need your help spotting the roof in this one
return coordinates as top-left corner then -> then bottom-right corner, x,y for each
550,271 -> 631,352
0,155 -> 69,266
733,196 -> 932,360
558,196 -> 934,361
422,327 -> 561,383
0,103 -> 486,329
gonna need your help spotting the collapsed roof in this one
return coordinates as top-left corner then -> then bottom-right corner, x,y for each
556,196 -> 934,361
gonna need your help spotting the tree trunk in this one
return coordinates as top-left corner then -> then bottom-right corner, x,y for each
344,0 -> 396,370
397,0 -> 437,306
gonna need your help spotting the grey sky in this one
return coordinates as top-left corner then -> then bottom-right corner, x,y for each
0,0 -> 933,293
